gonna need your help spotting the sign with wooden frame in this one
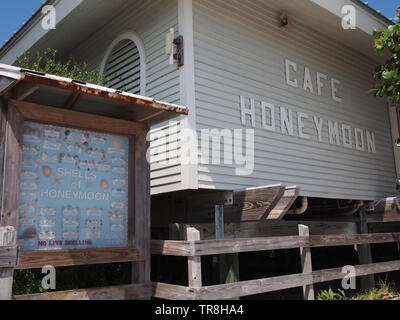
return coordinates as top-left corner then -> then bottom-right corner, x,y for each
0,99 -> 150,281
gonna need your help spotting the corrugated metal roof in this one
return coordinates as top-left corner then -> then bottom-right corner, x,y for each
0,63 -> 188,126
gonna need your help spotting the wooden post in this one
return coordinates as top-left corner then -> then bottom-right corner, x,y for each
215,205 -> 240,299
0,226 -> 17,300
186,227 -> 202,288
358,208 -> 375,291
298,224 -> 314,300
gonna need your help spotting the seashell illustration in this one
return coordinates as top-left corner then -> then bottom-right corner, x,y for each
20,192 -> 37,201
86,208 -> 103,217
85,231 -> 101,240
62,206 -> 80,217
23,126 -> 41,143
62,219 -> 80,228
112,178 -> 127,187
19,203 -> 36,215
85,219 -> 103,229
111,201 -> 126,210
43,128 -> 61,139
113,140 -> 121,149
66,143 -> 83,154
38,230 -> 56,241
87,148 -> 105,159
112,189 -> 126,198
43,140 -> 62,151
19,218 -> 36,228
110,224 -> 124,232
100,179 -> 109,189
97,162 -> 111,172
39,207 -> 57,216
112,167 -> 127,175
60,154 -> 76,164
62,231 -> 79,240
107,147 -> 125,156
78,160 -> 95,170
39,219 -> 56,228
22,159 -> 39,169
91,136 -> 106,145
42,166 -> 52,177
21,170 -> 39,180
23,144 -> 40,155
112,157 -> 126,166
21,182 -> 38,191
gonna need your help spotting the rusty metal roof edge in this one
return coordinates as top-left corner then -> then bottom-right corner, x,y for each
0,63 -> 188,116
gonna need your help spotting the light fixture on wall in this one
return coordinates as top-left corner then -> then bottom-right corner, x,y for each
166,28 -> 184,68
280,13 -> 292,30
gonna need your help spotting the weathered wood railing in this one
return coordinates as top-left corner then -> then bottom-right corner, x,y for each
151,226 -> 400,300
0,227 -> 19,300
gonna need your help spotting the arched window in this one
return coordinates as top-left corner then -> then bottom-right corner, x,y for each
100,32 -> 146,96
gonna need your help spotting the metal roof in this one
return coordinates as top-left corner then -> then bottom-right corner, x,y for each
0,63 -> 188,126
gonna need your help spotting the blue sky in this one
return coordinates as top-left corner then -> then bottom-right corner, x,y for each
0,0 -> 399,46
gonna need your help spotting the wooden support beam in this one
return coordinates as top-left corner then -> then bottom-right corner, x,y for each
215,205 -> 239,300
224,185 -> 286,221
169,220 -> 358,241
63,91 -> 82,110
16,247 -> 144,270
267,187 -> 299,220
299,225 -> 314,300
0,227 -> 17,300
15,283 -> 153,300
15,83 -> 40,101
1,101 -> 24,228
358,209 -> 375,291
186,227 -> 202,288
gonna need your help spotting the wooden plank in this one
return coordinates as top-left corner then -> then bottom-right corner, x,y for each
193,236 -> 309,256
15,283 -> 153,300
224,185 -> 286,222
186,227 -> 202,287
267,187 -> 299,220
169,220 -> 358,240
0,245 -> 18,268
10,99 -> 148,137
299,225 -> 314,300
0,100 -> 6,217
63,91 -> 82,110
132,132 -> 151,283
215,205 -> 239,299
0,226 -> 17,300
15,82 -> 40,101
370,197 -> 400,222
1,101 -> 24,228
16,248 -> 144,270
151,240 -> 193,256
195,260 -> 400,300
358,209 -> 375,291
309,233 -> 400,247
368,222 -> 400,234
153,282 -> 196,300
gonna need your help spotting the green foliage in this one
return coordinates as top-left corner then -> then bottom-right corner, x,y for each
13,263 -> 132,296
371,8 -> 400,104
316,288 -> 347,300
16,48 -> 109,86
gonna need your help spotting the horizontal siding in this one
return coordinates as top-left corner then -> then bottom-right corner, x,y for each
66,0 -> 182,195
193,0 -> 397,200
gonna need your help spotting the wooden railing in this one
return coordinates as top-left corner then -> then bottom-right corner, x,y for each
151,225 -> 400,300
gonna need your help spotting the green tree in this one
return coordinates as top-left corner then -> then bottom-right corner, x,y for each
371,8 -> 400,104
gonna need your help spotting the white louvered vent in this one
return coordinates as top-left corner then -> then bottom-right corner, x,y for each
104,39 -> 141,94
